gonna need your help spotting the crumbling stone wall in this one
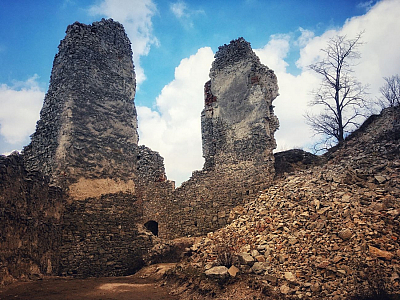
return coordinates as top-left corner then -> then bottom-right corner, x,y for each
202,37 -> 279,172
154,38 -> 279,239
23,19 -> 139,196
0,153 -> 65,284
59,192 -> 153,277
3,19 -> 164,281
136,145 -> 175,238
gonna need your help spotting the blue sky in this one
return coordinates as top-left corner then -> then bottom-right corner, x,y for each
0,0 -> 368,100
1,0 -> 400,185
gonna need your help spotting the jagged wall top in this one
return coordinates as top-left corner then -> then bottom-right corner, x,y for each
60,18 -> 133,62
211,37 -> 260,74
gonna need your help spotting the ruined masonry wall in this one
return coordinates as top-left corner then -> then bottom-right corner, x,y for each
0,154 -> 65,283
59,193 -> 153,277
2,19 -> 165,281
23,19 -> 139,195
152,38 -> 279,239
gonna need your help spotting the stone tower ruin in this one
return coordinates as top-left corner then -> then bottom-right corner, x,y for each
23,19 -> 140,199
156,38 -> 280,238
202,37 -> 279,176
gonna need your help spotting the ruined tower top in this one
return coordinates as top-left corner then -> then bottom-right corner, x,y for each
211,37 -> 260,74
24,19 -> 139,198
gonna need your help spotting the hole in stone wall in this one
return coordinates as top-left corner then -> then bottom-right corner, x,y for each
144,220 -> 158,236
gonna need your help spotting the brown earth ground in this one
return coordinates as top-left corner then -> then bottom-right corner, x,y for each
0,263 -> 179,300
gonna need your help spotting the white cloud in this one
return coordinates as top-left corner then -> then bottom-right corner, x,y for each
357,0 -> 376,11
137,47 -> 214,186
170,1 -> 187,19
266,0 -> 400,152
169,1 -> 204,29
254,34 -> 290,74
0,75 -> 44,144
88,0 -> 158,85
295,27 -> 315,48
254,36 -> 319,152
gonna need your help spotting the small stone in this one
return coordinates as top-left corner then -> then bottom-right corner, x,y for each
238,253 -> 255,266
310,283 -> 322,292
278,254 -> 286,263
391,272 -> 399,281
369,245 -> 394,260
264,273 -> 278,284
336,269 -> 346,275
314,199 -> 321,210
251,249 -> 260,257
374,175 -> 387,184
338,228 -> 352,240
284,271 -> 296,282
255,255 -> 265,262
251,262 -> 268,274
342,194 -> 351,202
332,256 -> 343,263
280,284 -> 291,294
228,265 -> 239,277
205,266 -> 229,280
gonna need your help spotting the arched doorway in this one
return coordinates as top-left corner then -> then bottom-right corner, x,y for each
144,220 -> 158,236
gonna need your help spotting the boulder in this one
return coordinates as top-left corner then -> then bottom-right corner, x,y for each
205,266 -> 229,280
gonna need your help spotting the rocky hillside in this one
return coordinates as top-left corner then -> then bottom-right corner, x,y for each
170,107 -> 400,299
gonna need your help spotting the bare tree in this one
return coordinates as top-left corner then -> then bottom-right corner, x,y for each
305,32 -> 368,151
378,74 -> 400,109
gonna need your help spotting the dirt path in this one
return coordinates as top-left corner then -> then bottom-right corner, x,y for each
0,264 -> 180,300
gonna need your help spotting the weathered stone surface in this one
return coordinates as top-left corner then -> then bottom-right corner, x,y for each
148,37 -> 280,239
205,266 -> 229,280
228,265 -> 239,277
0,153 -> 65,283
23,19 -> 139,195
338,228 -> 352,240
238,253 -> 255,266
201,37 -> 278,175
369,245 -> 394,260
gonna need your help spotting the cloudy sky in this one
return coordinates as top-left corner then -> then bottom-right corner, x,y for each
1,0 -> 399,185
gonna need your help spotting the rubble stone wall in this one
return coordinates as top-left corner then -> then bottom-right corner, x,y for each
152,38 -> 279,239
23,19 -> 139,195
0,153 -> 65,284
59,192 -> 152,277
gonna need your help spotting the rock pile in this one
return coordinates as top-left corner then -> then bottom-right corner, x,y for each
184,107 -> 400,299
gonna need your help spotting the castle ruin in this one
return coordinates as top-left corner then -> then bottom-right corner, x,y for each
0,19 -> 279,280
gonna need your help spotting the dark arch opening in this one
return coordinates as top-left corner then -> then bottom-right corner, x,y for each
144,220 -> 158,236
